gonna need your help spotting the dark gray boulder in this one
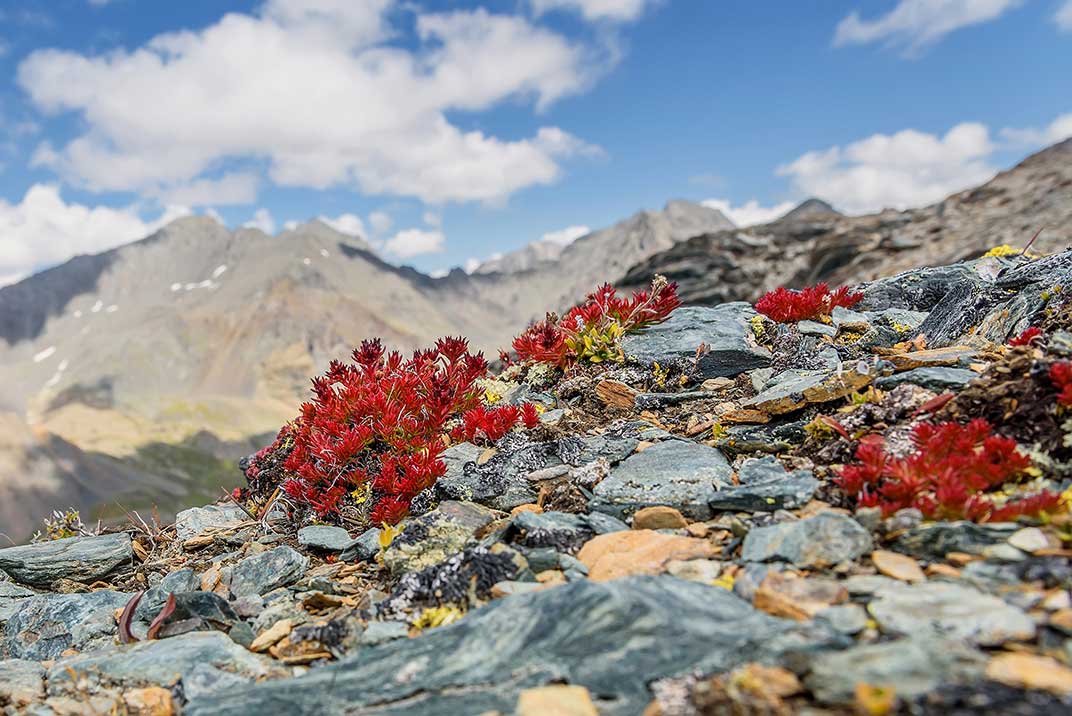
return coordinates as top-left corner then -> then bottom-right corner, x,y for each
708,456 -> 818,512
186,576 -> 842,716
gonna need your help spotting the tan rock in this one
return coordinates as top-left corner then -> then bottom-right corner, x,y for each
577,530 -> 717,582
925,563 -> 961,579
871,550 -> 926,583
510,504 -> 543,517
945,551 -> 977,566
124,687 -> 175,716
719,409 -> 770,424
1049,609 -> 1072,635
517,685 -> 599,716
886,346 -> 976,370
200,562 -> 222,592
250,618 -> 292,652
686,522 -> 710,538
666,558 -> 722,583
595,379 -> 639,410
753,573 -> 848,621
535,570 -> 567,586
986,653 -> 1072,695
632,506 -> 688,530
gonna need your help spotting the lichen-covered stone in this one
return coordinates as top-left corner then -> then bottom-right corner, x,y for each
229,546 -> 308,598
4,590 -> 131,660
741,513 -> 873,567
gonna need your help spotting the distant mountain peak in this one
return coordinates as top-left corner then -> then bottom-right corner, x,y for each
776,198 -> 841,223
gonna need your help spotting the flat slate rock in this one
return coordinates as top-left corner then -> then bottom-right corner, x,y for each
868,582 -> 1036,646
708,456 -> 818,512
4,590 -> 131,660
229,546 -> 308,598
876,367 -> 978,391
0,581 -> 35,623
622,304 -> 772,379
741,512 -> 873,567
894,521 -> 1019,560
46,631 -> 279,697
0,533 -> 132,588
186,576 -> 842,716
175,504 -> 248,541
590,440 -> 733,520
297,525 -> 354,552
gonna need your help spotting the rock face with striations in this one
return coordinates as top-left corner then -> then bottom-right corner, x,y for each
0,533 -> 132,587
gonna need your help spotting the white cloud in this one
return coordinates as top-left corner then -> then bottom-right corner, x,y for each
368,210 -> 392,234
1000,113 -> 1072,147
540,224 -> 589,245
834,0 -> 1022,54
18,2 -> 602,205
463,257 -> 481,273
384,228 -> 445,258
154,172 -> 259,206
0,184 -> 189,286
776,122 -> 998,214
1059,0 -> 1072,30
423,211 -> 442,227
531,0 -> 656,22
700,199 -> 796,227
320,212 -> 365,237
243,207 -> 276,234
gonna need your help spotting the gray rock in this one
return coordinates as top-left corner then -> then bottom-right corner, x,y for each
831,306 -> 871,331
0,659 -> 45,706
805,637 -> 987,705
590,440 -> 733,520
186,576 -> 842,716
797,320 -> 836,337
714,419 -> 809,455
0,533 -> 132,588
816,603 -> 869,635
359,620 -> 410,646
0,581 -> 35,623
230,546 -> 308,597
1050,330 -> 1072,357
708,456 -> 818,512
136,568 -> 199,622
894,521 -> 1019,560
4,590 -> 130,659
506,510 -> 627,554
46,631 -> 279,697
842,574 -> 902,596
175,504 -> 248,541
876,367 -> 977,391
741,512 -> 873,567
622,304 -> 772,379
868,582 -> 1036,646
339,527 -> 382,563
297,525 -> 354,552
634,391 -> 710,411
859,262 -> 992,313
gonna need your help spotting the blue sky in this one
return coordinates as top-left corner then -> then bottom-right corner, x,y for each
0,0 -> 1070,283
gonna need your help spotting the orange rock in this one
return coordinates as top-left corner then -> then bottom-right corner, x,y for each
871,550 -> 925,583
986,653 -> 1072,695
632,506 -> 688,530
595,379 -> 639,410
945,551 -> 976,566
516,685 -> 599,716
124,687 -> 175,716
753,573 -> 848,621
577,530 -> 717,581
510,504 -> 543,517
686,522 -> 710,538
925,563 -> 961,579
535,570 -> 567,585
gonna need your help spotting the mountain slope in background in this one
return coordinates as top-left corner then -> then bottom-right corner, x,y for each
0,200 -> 733,539
620,139 -> 1072,305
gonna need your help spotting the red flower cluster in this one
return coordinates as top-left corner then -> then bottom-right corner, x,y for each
836,419 -> 1059,522
754,283 -> 864,323
450,402 -> 539,445
1052,360 -> 1072,407
512,279 -> 681,367
1007,326 -> 1043,346
260,337 -> 492,524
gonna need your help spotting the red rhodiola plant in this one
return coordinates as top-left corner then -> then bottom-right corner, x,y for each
836,419 -> 1061,523
754,283 -> 864,323
512,276 -> 681,368
1051,360 -> 1072,407
250,337 -> 525,525
1007,326 -> 1043,347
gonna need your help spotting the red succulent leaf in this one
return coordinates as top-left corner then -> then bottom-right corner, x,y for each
147,593 -> 177,640
119,591 -> 144,644
755,283 -> 863,323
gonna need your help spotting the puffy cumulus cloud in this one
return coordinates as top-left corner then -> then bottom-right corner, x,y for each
153,172 -> 259,207
1059,0 -> 1072,30
0,184 -> 189,286
243,208 -> 276,234
531,0 -> 657,22
384,228 -> 445,259
368,210 -> 393,234
463,257 -> 482,273
1001,113 -> 1072,147
834,0 -> 1022,54
423,211 -> 442,227
540,224 -> 590,245
776,122 -> 997,214
319,212 -> 366,237
700,199 -> 796,227
18,2 -> 602,205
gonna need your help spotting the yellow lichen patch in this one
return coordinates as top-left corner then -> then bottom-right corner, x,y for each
411,605 -> 465,631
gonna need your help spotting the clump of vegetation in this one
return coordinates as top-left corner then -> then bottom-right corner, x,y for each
1008,326 -> 1044,346
246,337 -> 532,525
511,276 -> 680,368
836,419 -> 1062,522
1051,360 -> 1072,407
754,283 -> 863,323
32,508 -> 93,542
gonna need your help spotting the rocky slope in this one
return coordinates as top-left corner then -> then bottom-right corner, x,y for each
1,248 -> 1071,715
619,139 -> 1072,305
